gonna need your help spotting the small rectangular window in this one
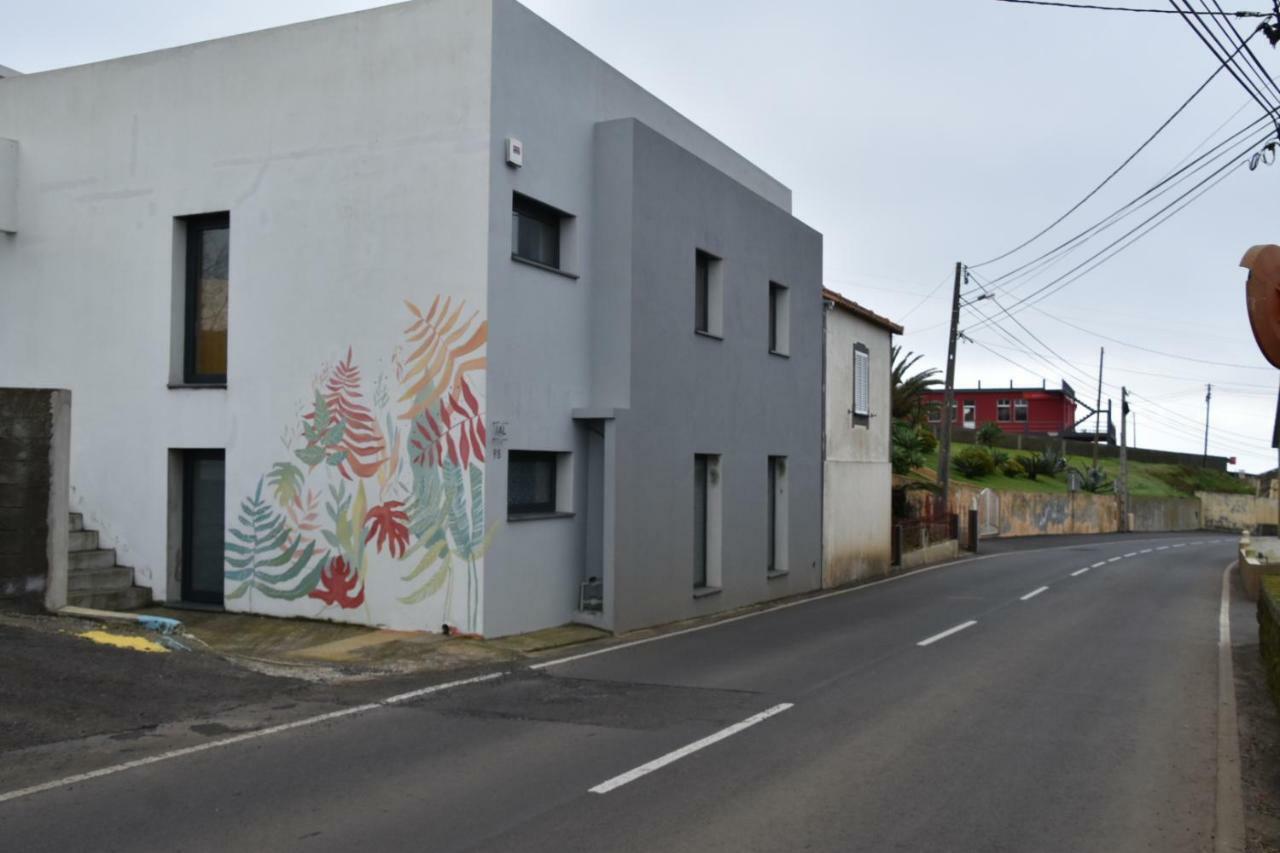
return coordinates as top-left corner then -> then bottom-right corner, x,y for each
769,282 -> 790,355
852,344 -> 870,418
508,451 -> 557,516
1014,399 -> 1029,422
512,193 -> 562,269
997,399 -> 1011,422
183,213 -> 229,384
962,401 -> 976,429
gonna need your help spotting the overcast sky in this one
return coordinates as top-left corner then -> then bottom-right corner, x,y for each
4,0 -> 1278,470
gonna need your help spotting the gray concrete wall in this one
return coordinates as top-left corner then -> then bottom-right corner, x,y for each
823,306 -> 893,587
482,0 -> 806,637
1130,496 -> 1201,532
609,119 -> 822,633
0,388 -> 69,611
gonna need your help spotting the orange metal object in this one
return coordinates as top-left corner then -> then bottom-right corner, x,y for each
1241,244 -> 1280,368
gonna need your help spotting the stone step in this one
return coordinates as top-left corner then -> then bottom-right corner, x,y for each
68,549 -> 116,571
67,565 -> 134,593
69,512 -> 83,532
67,586 -> 151,612
68,529 -> 98,553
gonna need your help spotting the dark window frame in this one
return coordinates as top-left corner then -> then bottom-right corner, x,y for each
183,212 -> 230,385
694,454 -> 710,588
507,450 -> 558,517
695,250 -> 713,334
511,193 -> 564,270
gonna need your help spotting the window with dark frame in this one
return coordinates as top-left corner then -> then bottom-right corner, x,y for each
769,282 -> 788,354
1014,399 -> 1029,422
768,456 -> 784,573
997,399 -> 1011,421
695,251 -> 712,334
508,451 -> 557,516
183,213 -> 230,384
511,193 -> 562,269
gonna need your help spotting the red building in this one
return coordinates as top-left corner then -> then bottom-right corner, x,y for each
921,381 -> 1083,436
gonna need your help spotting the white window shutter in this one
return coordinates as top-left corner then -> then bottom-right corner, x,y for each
853,347 -> 870,417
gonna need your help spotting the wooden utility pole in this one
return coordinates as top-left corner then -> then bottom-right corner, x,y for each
1092,347 -> 1104,471
1202,383 -> 1212,467
1119,386 -> 1129,532
938,262 -> 963,518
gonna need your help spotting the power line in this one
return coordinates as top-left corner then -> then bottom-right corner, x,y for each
1201,0 -> 1280,103
1030,308 -> 1274,369
1170,1 -> 1280,124
969,28 -> 1265,271
995,0 -> 1271,14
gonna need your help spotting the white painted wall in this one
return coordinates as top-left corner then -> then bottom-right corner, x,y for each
0,0 -> 494,631
823,305 -> 893,586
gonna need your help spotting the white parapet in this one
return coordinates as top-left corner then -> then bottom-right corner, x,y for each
0,137 -> 16,234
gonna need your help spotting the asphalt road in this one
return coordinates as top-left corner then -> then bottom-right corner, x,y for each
0,532 -> 1241,852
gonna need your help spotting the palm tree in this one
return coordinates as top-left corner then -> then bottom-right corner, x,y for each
891,345 -> 941,423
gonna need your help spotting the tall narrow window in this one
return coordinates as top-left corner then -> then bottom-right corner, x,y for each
694,455 -> 708,588
962,401 -> 976,429
768,456 -> 788,574
693,454 -> 722,591
769,282 -> 790,355
184,213 -> 229,384
511,193 -> 563,269
997,399 -> 1011,422
694,250 -> 723,337
1014,399 -> 1029,422
181,449 -> 225,605
852,343 -> 870,421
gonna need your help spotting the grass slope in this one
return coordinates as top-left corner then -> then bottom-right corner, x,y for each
924,442 -> 1252,498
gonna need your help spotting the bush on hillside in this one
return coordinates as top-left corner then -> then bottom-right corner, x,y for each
976,422 -> 1004,447
953,445 -> 996,478
1001,457 -> 1025,478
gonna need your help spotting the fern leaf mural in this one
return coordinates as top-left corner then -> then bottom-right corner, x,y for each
398,297 -> 487,425
229,294 -> 491,632
225,479 -> 326,601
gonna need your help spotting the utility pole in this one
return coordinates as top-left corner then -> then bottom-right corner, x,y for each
938,262 -> 964,518
1119,387 -> 1129,533
1202,384 -> 1212,467
1092,347 -> 1104,472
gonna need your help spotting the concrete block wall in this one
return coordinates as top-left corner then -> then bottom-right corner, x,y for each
0,388 -> 69,611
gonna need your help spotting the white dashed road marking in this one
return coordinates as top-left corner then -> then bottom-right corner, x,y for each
1020,586 -> 1049,601
1108,556 -> 1123,563
1091,561 -> 1107,568
918,621 -> 978,647
1071,567 -> 1090,577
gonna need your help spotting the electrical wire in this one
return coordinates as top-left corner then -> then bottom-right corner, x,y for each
995,0 -> 1271,14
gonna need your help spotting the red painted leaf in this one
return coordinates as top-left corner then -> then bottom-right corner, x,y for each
309,556 -> 365,609
364,501 -> 410,559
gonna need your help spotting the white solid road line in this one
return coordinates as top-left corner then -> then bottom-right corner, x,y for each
1071,567 -> 1090,577
0,671 -> 505,805
1020,586 -> 1049,601
589,703 -> 794,794
917,620 -> 978,647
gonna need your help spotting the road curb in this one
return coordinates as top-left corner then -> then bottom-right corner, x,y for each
1217,561 -> 1246,853
58,605 -> 182,635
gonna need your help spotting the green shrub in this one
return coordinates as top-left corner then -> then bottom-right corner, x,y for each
891,421 -> 929,475
1022,448 -> 1066,481
953,445 -> 996,478
1000,457 -> 1025,478
991,449 -> 1009,468
975,422 -> 1004,447
916,423 -> 938,453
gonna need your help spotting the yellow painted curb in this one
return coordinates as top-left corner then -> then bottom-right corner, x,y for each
79,630 -> 168,654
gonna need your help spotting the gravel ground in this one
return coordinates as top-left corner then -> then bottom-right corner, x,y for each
1236,632 -> 1280,853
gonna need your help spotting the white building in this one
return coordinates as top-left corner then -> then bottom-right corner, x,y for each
0,0 -> 830,636
822,288 -> 901,587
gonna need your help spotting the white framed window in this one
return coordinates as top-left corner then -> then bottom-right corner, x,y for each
852,343 -> 870,420
1014,399 -> 1029,422
962,401 -> 976,429
996,399 -> 1011,422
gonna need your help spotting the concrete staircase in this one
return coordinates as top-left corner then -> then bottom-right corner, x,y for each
67,512 -> 151,610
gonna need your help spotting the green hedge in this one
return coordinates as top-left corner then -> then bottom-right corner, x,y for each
1261,576 -> 1280,714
